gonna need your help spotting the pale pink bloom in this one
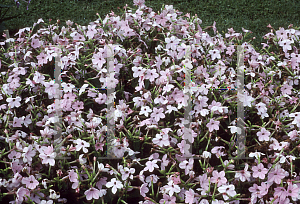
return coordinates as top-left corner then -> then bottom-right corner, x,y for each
150,107 -> 165,122
159,194 -> 176,204
252,163 -> 268,179
210,170 -> 227,187
73,138 -> 90,153
145,69 -> 159,82
37,52 -> 48,66
257,127 -> 271,142
84,187 -> 101,200
165,36 -> 180,50
132,66 -> 146,78
6,96 -> 22,108
281,83 -> 293,95
274,187 -> 288,202
218,184 -> 236,200
140,106 -> 152,117
258,182 -> 270,196
185,189 -> 197,204
276,27 -> 288,40
22,114 -> 32,127
268,166 -> 287,184
31,38 -> 41,48
179,158 -> 194,175
164,180 -> 181,197
92,52 -> 106,70
140,183 -> 149,197
22,144 -> 36,163
13,116 -> 23,127
22,175 -> 39,189
17,187 -> 30,202
235,163 -> 251,182
279,39 -> 293,52
120,166 -> 135,181
39,145 -> 56,166
144,160 -> 159,172
211,146 -> 226,158
68,169 -> 78,182
95,93 -> 107,104
106,178 -> 123,194
209,49 -> 221,60
286,184 -> 299,198
153,134 -> 170,147
206,119 -> 220,132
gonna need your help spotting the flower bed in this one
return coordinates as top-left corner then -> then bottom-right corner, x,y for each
0,0 -> 300,203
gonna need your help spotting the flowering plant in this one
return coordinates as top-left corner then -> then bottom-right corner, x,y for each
0,0 -> 300,203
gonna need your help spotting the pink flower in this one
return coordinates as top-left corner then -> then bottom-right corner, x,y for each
206,119 -> 220,132
72,101 -> 84,111
44,80 -> 59,99
37,52 -> 48,66
209,49 -> 221,60
22,175 -> 39,189
235,163 -> 251,182
150,107 -> 165,122
185,189 -> 197,204
106,178 -> 123,194
140,183 -> 149,197
211,146 -> 226,158
31,38 -> 41,48
144,160 -> 159,172
84,187 -> 101,200
210,170 -> 227,187
280,83 -> 293,95
257,127 -> 271,142
145,69 -> 159,82
165,36 -> 180,50
152,134 -> 170,147
132,66 -> 146,78
268,166 -> 287,184
73,138 -> 90,153
164,180 -> 181,197
6,96 -> 22,108
13,116 -> 23,127
39,145 -> 56,166
258,182 -> 270,196
95,93 -> 107,104
22,144 -> 36,163
92,52 -> 106,70
252,163 -> 268,179
279,39 -> 293,53
159,194 -> 176,204
68,169 -> 78,183
286,184 -> 299,198
17,187 -> 30,202
140,106 -> 152,117
274,187 -> 288,202
120,166 -> 135,181
218,184 -> 237,200
179,158 -> 194,175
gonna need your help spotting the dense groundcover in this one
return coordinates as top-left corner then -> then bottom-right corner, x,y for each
0,0 -> 300,203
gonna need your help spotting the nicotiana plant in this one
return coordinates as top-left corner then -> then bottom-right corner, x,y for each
0,0 -> 300,203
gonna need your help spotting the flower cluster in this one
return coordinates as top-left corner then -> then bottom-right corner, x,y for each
0,0 -> 300,203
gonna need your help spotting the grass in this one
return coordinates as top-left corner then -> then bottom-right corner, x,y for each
1,0 -> 300,49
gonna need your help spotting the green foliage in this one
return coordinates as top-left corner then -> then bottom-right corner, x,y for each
3,0 -> 300,50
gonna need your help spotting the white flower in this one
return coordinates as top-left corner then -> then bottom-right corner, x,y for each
228,126 -> 242,134
106,178 -> 123,194
201,151 -> 211,159
49,189 -> 60,199
218,184 -> 236,200
249,151 -> 265,160
139,106 -> 152,117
